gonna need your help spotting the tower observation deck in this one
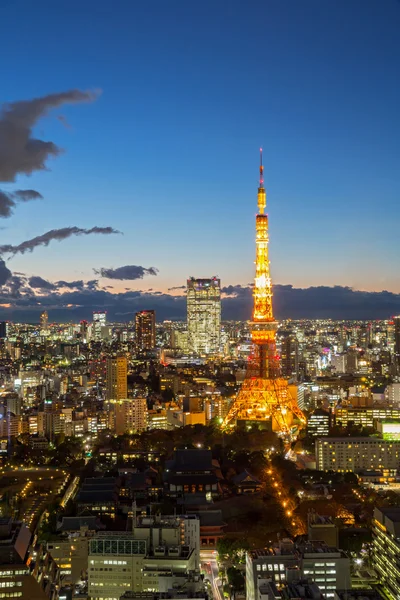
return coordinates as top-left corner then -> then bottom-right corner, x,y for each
223,151 -> 306,436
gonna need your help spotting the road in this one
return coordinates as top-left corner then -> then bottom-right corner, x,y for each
200,550 -> 223,600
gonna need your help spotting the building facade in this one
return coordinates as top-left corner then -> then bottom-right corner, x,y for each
187,278 -> 221,355
246,540 -> 350,600
114,398 -> 148,434
316,437 -> 400,472
135,311 -> 156,351
106,356 -> 128,402
88,516 -> 199,600
93,311 -> 107,342
372,507 -> 400,600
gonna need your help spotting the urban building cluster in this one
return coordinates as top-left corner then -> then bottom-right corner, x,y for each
0,165 -> 399,600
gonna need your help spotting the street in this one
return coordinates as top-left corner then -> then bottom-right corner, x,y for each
201,550 -> 223,600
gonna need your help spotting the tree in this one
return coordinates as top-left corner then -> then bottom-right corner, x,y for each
226,567 -> 245,593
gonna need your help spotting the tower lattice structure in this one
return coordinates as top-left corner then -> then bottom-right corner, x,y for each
223,151 -> 306,435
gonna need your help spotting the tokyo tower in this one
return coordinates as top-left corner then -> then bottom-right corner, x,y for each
223,151 -> 306,435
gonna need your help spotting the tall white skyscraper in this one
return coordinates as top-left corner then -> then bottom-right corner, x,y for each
187,277 -> 221,355
92,310 -> 107,341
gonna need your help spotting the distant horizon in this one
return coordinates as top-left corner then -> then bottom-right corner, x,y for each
1,283 -> 400,323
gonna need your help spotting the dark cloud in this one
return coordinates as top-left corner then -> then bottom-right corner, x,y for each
0,226 -> 121,256
28,276 -> 56,290
94,265 -> 159,280
0,260 -> 11,286
55,279 -> 98,290
0,89 -> 99,182
168,285 -> 186,291
0,191 -> 15,218
13,189 -> 43,201
222,284 -> 252,298
0,282 -> 399,322
0,188 -> 43,218
221,284 -> 400,321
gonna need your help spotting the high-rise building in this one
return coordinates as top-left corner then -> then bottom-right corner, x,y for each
93,310 -> 107,341
281,335 -> 299,379
223,151 -> 305,434
114,398 -> 148,434
40,310 -> 48,330
187,277 -> 221,355
372,507 -> 400,599
106,355 -> 128,401
80,319 -> 88,342
0,321 -> 9,339
394,316 -> 400,368
135,310 -> 156,350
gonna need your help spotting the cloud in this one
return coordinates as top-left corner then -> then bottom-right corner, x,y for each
168,285 -> 186,291
221,284 -> 400,321
0,191 -> 15,218
0,226 -> 121,256
0,188 -> 43,218
0,281 -> 400,322
0,89 -> 99,182
28,276 -> 56,290
0,260 -> 11,286
94,265 -> 159,280
13,189 -> 43,201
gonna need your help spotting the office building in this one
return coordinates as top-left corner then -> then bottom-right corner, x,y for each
307,408 -> 331,437
308,513 -> 339,547
331,354 -> 346,373
0,518 -> 59,600
187,277 -> 221,355
386,383 -> 400,406
246,539 -> 350,600
40,310 -> 48,331
335,406 -> 400,428
257,579 -> 323,600
46,519 -> 99,583
346,349 -> 358,374
114,398 -> 148,434
316,437 -> 400,472
372,507 -> 400,599
88,515 -> 199,600
281,335 -> 299,379
106,355 -> 128,401
93,310 -> 107,341
135,310 -> 156,350
394,316 -> 400,367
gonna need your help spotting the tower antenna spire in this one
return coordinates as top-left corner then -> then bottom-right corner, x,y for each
259,147 -> 264,187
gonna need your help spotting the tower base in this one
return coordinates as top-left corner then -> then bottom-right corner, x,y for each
236,419 -> 273,432
223,377 -> 305,436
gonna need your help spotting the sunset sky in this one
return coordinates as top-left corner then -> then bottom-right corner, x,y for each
0,0 -> 400,320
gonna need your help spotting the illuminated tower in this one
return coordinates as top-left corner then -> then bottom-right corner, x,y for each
223,151 -> 305,435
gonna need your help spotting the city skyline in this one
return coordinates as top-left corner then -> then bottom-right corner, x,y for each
1,0 -> 400,321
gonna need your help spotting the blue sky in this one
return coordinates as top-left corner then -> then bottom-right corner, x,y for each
1,0 -> 400,297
